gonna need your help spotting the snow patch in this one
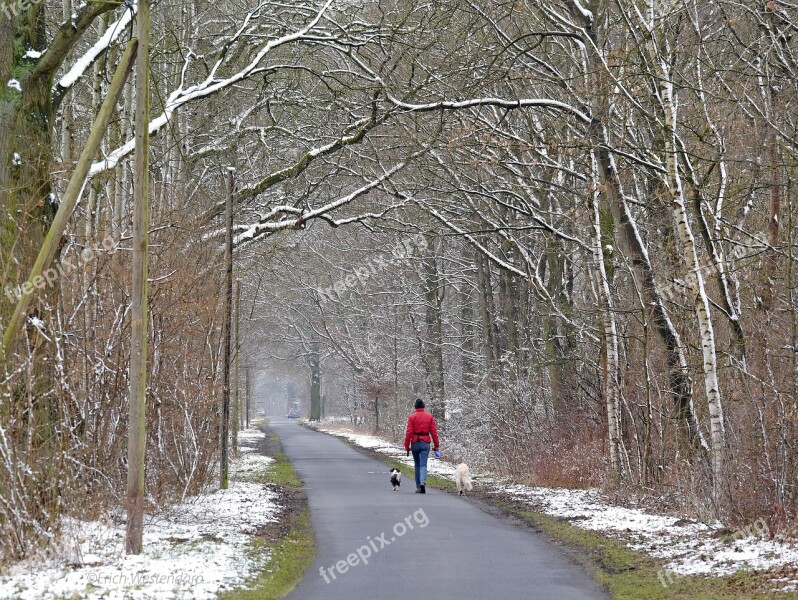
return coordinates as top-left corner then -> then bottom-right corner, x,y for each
27,316 -> 45,330
0,426 -> 279,599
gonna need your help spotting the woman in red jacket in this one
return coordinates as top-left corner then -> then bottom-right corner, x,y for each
404,399 -> 440,493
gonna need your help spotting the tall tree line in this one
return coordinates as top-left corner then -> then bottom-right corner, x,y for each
1,0 -> 796,561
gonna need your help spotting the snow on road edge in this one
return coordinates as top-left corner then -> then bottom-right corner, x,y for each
0,425 -> 278,600
312,422 -> 798,590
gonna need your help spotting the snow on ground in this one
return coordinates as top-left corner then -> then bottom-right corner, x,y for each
495,483 -> 798,579
0,425 -> 279,600
231,429 -> 274,478
312,422 -> 798,587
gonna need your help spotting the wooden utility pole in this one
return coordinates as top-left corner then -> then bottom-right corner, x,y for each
220,168 -> 234,489
245,364 -> 251,428
232,279 -> 241,448
126,0 -> 150,556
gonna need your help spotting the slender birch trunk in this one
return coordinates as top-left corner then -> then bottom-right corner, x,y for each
660,61 -> 726,503
590,160 -> 622,480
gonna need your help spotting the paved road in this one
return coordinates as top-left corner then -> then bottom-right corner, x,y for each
270,418 -> 608,600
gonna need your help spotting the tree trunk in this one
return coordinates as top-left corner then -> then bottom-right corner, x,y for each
422,238 -> 446,421
309,352 -> 321,421
683,171 -> 746,363
543,232 -> 566,417
762,129 -> 780,312
475,250 -> 500,389
497,238 -> 516,359
590,170 -> 622,480
1,6 -> 56,357
460,273 -> 477,390
660,66 -> 726,503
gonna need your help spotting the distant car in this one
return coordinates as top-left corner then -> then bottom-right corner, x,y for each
256,409 -> 266,416
287,407 -> 300,419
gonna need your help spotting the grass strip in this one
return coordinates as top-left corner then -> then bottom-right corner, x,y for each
221,429 -> 314,600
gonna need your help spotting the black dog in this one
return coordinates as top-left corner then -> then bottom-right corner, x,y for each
390,468 -> 401,491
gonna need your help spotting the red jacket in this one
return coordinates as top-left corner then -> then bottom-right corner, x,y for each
404,408 -> 440,450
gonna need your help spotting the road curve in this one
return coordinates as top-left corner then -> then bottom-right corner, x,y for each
270,418 -> 608,600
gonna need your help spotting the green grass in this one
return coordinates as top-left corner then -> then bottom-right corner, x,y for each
220,509 -> 314,600
220,431 -> 314,600
261,452 -> 301,488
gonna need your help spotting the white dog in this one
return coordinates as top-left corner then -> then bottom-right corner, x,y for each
454,463 -> 473,495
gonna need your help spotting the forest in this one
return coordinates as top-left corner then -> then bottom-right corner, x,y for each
1,0 -> 796,577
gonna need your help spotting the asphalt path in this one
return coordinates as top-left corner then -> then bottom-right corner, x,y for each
270,418 -> 608,600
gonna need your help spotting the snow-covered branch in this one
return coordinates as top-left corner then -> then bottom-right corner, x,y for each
31,1 -> 118,84
385,95 -> 592,124
232,159 -> 410,247
88,0 -> 336,177
233,112 -> 385,207
53,4 -> 137,108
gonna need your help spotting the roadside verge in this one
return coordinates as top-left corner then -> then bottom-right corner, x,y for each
222,421 -> 314,600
